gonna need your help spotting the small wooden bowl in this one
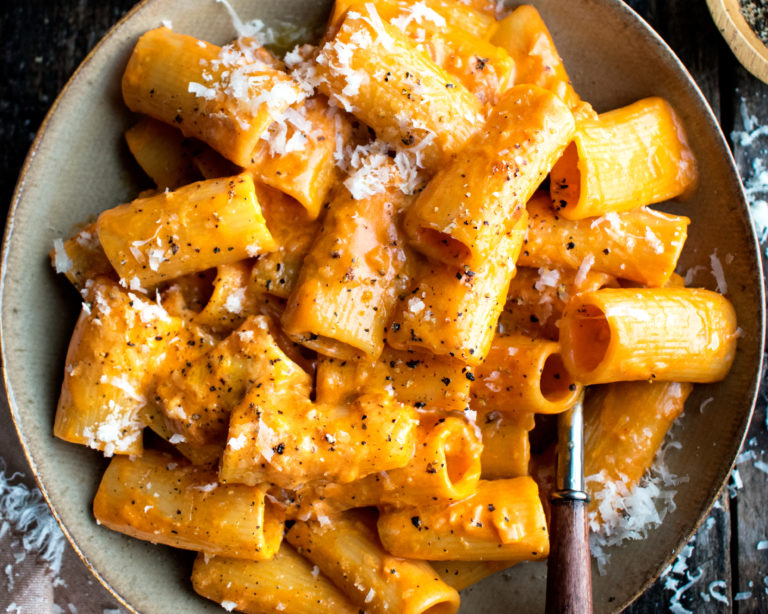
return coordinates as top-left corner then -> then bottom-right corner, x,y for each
707,0 -> 768,83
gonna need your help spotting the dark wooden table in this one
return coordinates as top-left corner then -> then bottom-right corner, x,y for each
1,1 -> 767,612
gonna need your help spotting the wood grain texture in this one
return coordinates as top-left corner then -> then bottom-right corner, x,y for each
0,1 -> 766,614
726,62 -> 768,613
547,500 -> 593,614
0,0 -> 136,209
706,0 -> 768,85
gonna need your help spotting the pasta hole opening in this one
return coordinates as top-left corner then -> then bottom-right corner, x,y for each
443,436 -> 475,488
421,600 -> 459,614
570,304 -> 610,372
295,331 -> 365,362
550,141 -> 580,213
418,228 -> 471,264
539,353 -> 576,403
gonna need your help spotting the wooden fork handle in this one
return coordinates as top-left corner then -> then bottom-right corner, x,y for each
545,498 -> 593,614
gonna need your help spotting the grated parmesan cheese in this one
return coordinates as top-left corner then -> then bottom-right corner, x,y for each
223,287 -> 247,314
188,31 -> 308,139
588,435 -> 687,575
729,467 -> 744,498
98,374 -> 146,404
0,462 -> 65,577
122,276 -> 142,292
683,264 -> 706,286
534,267 -> 560,291
407,297 -> 425,314
708,580 -> 729,604
52,238 -> 73,274
341,141 -> 397,199
193,483 -> 218,493
390,1 -> 447,31
147,248 -> 165,272
238,330 -> 255,343
220,600 -> 237,612
573,253 -> 595,286
698,397 -> 714,413
4,563 -> 13,592
257,421 -> 279,462
732,100 -> 768,247
215,0 -> 313,48
709,249 -> 728,294
644,227 -> 665,254
127,292 -> 170,324
81,399 -> 143,457
188,82 -> 218,100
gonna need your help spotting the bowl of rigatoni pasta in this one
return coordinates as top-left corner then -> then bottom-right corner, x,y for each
1,0 -> 763,612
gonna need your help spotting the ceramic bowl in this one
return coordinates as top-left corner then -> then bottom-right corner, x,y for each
2,0 -> 764,612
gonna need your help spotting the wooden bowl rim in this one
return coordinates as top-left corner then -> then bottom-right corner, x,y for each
707,0 -> 768,83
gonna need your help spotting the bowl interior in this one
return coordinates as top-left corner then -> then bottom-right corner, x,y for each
1,1 -> 763,613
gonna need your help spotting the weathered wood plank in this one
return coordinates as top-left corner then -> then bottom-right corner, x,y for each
626,491 -> 733,613
726,61 -> 768,613
0,0 -> 136,209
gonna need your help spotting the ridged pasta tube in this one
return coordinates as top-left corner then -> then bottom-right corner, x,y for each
281,181 -> 408,360
315,347 -> 471,412
122,28 -> 303,166
124,117 -> 201,189
332,0 -> 514,106
377,478 -> 549,561
519,192 -> 689,287
249,184 -> 321,300
250,97 -> 346,219
315,5 -> 483,171
387,213 -> 527,365
192,546 -> 359,614
291,414 -> 482,514
550,97 -> 698,219
584,381 -> 693,520
330,0 -> 496,40
220,388 -> 418,489
97,173 -> 275,289
559,288 -> 739,384
405,84 -> 574,269
54,278 -> 182,456
490,6 -> 586,113
287,510 -> 460,614
93,451 -> 284,559
471,335 -> 582,414
157,315 -> 311,446
49,223 -> 114,291
477,409 -> 535,479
